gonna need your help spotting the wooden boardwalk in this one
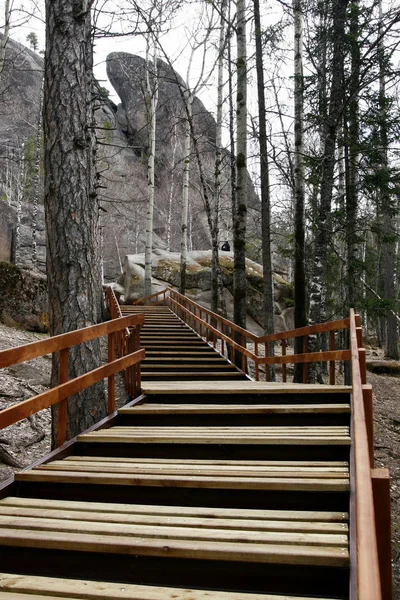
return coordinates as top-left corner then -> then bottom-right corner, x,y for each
0,293 -> 390,599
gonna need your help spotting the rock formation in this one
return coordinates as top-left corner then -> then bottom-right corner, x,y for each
112,250 -> 294,335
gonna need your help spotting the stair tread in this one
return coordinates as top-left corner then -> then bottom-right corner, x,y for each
0,573 -> 343,600
119,404 -> 351,414
141,382 -> 351,394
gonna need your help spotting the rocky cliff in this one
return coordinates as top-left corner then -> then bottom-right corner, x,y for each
0,38 -> 262,282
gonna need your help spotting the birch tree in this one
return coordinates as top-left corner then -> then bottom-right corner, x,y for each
144,41 -> 159,297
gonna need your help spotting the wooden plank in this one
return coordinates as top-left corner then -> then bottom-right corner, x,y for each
0,528 -> 350,566
0,573 -> 344,599
119,403 -> 351,415
0,315 -> 144,368
0,349 -> 145,430
62,456 -> 349,468
0,506 -> 348,533
39,461 -> 349,479
371,468 -> 392,600
1,497 -> 348,522
16,470 -> 350,491
0,515 -> 349,546
140,382 -> 351,394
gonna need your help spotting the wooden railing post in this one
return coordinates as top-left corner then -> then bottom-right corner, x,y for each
264,342 -> 269,382
371,468 -> 392,600
363,385 -> 374,467
329,331 -> 335,385
108,332 -> 115,414
57,348 -> 69,447
302,336 -> 308,383
282,340 -> 287,383
359,348 -> 367,385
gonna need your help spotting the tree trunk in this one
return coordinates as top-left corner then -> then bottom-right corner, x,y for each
0,0 -> 11,78
32,77 -> 44,272
44,0 -> 105,446
234,0 -> 247,330
345,0 -> 360,313
144,45 -> 158,298
254,0 -> 275,380
293,0 -> 307,382
167,120 -> 178,252
180,92 -> 192,295
378,0 -> 399,359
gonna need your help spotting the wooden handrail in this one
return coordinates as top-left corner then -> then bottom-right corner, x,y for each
0,314 -> 145,446
349,308 -> 382,599
0,314 -> 143,369
133,288 -> 168,305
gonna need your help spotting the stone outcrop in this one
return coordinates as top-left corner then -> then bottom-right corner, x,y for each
113,250 -> 293,335
0,262 -> 48,332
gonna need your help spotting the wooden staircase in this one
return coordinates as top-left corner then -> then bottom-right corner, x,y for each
0,291 -> 390,600
119,304 -> 248,381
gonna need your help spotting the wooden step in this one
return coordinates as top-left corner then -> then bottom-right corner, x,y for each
141,382 -> 352,395
76,426 -> 351,447
0,573 -> 344,600
119,404 -> 351,415
0,493 -> 349,568
141,372 -> 248,380
141,365 -> 237,372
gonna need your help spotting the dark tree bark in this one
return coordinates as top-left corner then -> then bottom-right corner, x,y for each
293,0 -> 307,383
254,0 -> 275,380
234,0 -> 247,331
44,0 -> 106,446
309,0 -> 348,341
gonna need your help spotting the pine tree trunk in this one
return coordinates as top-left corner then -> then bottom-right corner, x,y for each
0,0 -> 11,77
293,0 -> 307,382
309,0 -> 348,325
346,0 -> 360,313
32,77 -> 44,272
254,0 -> 275,379
378,0 -> 399,359
44,0 -> 105,445
234,0 -> 247,330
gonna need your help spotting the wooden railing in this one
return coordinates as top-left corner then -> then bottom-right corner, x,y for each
166,288 -> 351,383
0,314 -> 145,447
105,287 -> 143,398
132,289 -> 169,305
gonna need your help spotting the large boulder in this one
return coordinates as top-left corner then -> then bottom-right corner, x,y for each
115,250 -> 294,335
0,262 -> 48,332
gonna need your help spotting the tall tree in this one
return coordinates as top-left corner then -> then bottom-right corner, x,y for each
144,41 -> 159,298
44,0 -> 106,444
253,0 -> 275,379
234,0 -> 247,330
293,0 -> 307,382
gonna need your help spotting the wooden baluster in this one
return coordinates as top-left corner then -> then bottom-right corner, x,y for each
264,342 -> 269,382
363,385 -> 374,467
356,326 -> 363,348
255,342 -> 259,381
57,348 -> 69,447
108,331 -> 115,414
371,468 -> 393,600
136,325 -> 142,397
302,336 -> 308,383
241,335 -> 246,372
329,331 -> 335,385
282,340 -> 287,383
359,348 -> 367,385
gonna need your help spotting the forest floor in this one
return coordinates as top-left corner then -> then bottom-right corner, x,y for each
0,322 -> 399,596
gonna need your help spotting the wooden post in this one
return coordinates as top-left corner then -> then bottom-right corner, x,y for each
363,385 -> 374,467
356,326 -> 363,348
302,336 -> 308,383
329,331 -> 335,385
255,342 -> 259,381
282,340 -> 287,383
359,348 -> 367,385
264,342 -> 269,382
57,348 -> 69,447
371,468 -> 392,600
107,332 -> 115,414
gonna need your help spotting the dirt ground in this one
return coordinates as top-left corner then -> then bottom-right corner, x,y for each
0,323 -> 399,596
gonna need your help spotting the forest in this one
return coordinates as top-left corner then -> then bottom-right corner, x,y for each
0,0 -> 399,366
